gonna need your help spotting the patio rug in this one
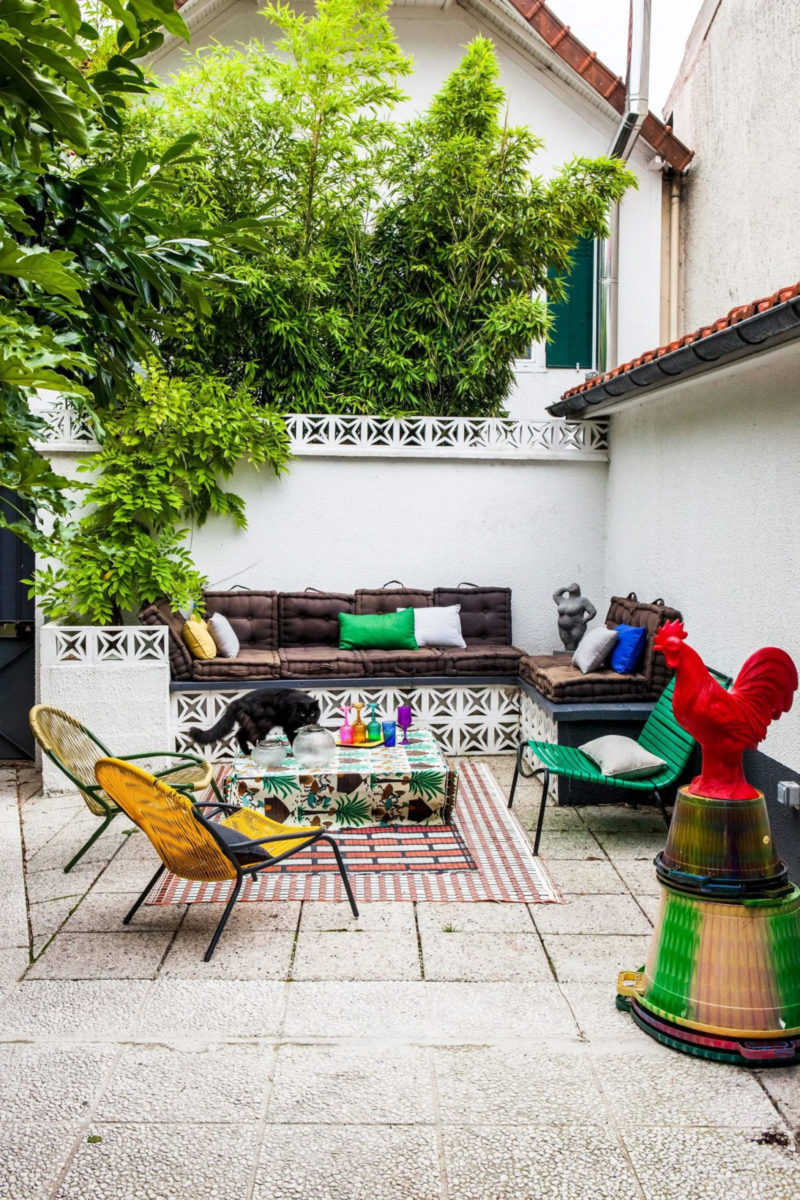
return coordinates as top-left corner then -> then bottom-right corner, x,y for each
146,762 -> 561,905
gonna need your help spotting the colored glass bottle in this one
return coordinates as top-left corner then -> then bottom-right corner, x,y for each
351,702 -> 367,745
367,702 -> 382,742
338,704 -> 354,745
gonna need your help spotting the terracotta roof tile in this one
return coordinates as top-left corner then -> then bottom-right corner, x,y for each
504,0 -> 693,171
556,281 -> 800,405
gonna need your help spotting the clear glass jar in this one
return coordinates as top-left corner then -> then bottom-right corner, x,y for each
251,730 -> 290,769
292,724 -> 336,769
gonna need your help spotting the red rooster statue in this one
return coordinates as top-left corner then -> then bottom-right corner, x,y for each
653,621 -> 798,799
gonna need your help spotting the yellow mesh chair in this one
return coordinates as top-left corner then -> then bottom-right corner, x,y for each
29,705 -> 218,873
94,758 -> 359,961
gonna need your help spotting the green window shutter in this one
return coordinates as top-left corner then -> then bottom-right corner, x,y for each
545,236 -> 595,368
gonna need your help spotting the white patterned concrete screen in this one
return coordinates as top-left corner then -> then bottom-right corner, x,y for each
34,398 -> 609,461
172,684 -> 523,759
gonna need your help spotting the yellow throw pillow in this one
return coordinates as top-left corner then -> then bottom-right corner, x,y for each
183,616 -> 217,660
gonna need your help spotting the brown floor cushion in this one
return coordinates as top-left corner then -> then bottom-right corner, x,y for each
361,648 -> 445,677
440,646 -> 523,676
192,649 -> 281,681
519,654 -> 649,702
278,647 -> 368,678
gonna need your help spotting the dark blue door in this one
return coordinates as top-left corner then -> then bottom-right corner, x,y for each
0,489 -> 35,759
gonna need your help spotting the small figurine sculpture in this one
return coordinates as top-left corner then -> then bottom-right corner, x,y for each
553,583 -> 597,652
654,620 -> 798,799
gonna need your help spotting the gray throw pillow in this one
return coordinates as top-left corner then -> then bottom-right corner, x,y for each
572,627 -> 618,674
580,734 -> 665,779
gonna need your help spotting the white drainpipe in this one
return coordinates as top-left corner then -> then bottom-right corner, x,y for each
668,173 -> 681,341
597,0 -> 652,374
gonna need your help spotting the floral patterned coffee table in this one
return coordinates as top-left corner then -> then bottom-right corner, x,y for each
224,727 -> 458,827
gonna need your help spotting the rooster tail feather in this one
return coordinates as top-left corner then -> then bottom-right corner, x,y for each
731,648 -> 798,740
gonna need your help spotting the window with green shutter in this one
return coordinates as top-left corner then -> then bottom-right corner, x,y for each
545,236 -> 595,369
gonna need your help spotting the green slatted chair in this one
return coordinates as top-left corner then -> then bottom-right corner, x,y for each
509,673 -> 731,856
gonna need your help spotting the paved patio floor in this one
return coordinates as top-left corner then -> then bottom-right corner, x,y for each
1,758 -> 798,1199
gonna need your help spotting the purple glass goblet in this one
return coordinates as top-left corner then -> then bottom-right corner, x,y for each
397,705 -> 412,746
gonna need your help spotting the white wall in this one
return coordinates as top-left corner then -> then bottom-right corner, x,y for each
152,0 -> 664,408
667,0 -> 800,332
186,454 -> 609,654
604,339 -> 800,767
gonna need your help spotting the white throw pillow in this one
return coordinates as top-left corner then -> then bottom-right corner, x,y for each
397,605 -> 466,649
572,627 -> 618,674
208,611 -> 240,659
579,734 -> 665,779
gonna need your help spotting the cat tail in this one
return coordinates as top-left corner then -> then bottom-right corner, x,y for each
188,705 -> 238,746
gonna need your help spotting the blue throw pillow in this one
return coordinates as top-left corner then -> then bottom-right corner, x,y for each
610,624 -> 647,674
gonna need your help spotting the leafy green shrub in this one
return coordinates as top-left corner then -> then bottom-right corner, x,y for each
127,2 -> 636,416
36,363 -> 290,624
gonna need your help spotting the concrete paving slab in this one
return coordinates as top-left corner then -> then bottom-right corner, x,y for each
0,980 -> 151,1039
532,894 -> 652,936
27,931 -> 172,980
100,1043 -> 275,1122
283,981 -> 431,1041
612,859 -> 662,896
182,900 -> 300,933
442,1124 -> 640,1200
622,1127 -> 800,1200
594,831 -> 668,861
755,1066 -> 800,1128
252,1124 -> 442,1200
56,1121 -> 258,1200
0,1121 -> 81,1200
0,1043 -> 115,1121
267,1042 -> 435,1124
65,891 -> 186,933
416,902 -> 535,935
542,934 -> 652,983
531,831 -> 605,859
161,927 -> 295,980
291,931 -> 422,981
421,931 -> 552,982
424,982 -> 580,1047
135,979 -> 286,1041
545,858 -> 628,894
300,900 -> 416,932
434,1044 -> 606,1125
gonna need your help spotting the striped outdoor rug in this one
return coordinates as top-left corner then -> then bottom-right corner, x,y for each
146,761 -> 561,905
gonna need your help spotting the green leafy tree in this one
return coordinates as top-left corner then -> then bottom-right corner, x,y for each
0,0 -> 213,549
128,0 -> 413,407
36,361 -> 291,624
336,39 -> 636,414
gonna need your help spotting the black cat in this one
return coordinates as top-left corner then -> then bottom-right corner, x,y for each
189,688 -> 321,755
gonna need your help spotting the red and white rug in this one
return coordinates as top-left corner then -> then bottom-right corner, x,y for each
146,762 -> 561,905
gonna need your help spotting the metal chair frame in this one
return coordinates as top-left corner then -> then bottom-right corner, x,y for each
123,798 -> 359,961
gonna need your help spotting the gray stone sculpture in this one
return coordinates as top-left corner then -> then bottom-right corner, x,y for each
553,584 -> 597,652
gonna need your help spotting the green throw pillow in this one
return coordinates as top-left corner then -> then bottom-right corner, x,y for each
338,608 -> 418,651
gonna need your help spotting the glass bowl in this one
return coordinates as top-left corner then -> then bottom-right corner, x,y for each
292,724 -> 336,769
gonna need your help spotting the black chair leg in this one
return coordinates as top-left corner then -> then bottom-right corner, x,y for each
323,836 -> 359,918
123,864 -> 166,925
532,769 -> 550,857
205,874 -> 244,962
508,743 -> 525,809
653,788 -> 670,830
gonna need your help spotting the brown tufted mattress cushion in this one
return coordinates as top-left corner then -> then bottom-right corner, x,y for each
604,594 -> 681,694
355,587 -> 433,615
360,648 -> 444,677
279,591 -> 355,647
204,590 -> 278,649
139,600 -> 192,681
519,655 -> 650,702
278,646 -> 367,678
440,645 -> 524,676
433,587 -> 512,645
192,649 -> 281,681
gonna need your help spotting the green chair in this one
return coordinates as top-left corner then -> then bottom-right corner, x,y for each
29,705 -> 222,873
508,674 -> 731,855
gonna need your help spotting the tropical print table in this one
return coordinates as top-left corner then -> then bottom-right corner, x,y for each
224,727 -> 458,827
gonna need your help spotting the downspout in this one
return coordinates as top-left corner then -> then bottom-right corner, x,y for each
597,0 -> 652,373
668,172 -> 681,341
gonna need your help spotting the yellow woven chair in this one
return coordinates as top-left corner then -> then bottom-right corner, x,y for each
29,705 -> 219,873
94,758 -> 359,961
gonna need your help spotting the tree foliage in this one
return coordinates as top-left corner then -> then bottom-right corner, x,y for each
36,361 -> 290,624
0,0 -> 213,549
128,5 -> 636,416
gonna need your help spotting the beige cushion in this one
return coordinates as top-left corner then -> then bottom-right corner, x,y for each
208,611 -> 240,658
572,627 -> 618,674
579,735 -> 665,779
